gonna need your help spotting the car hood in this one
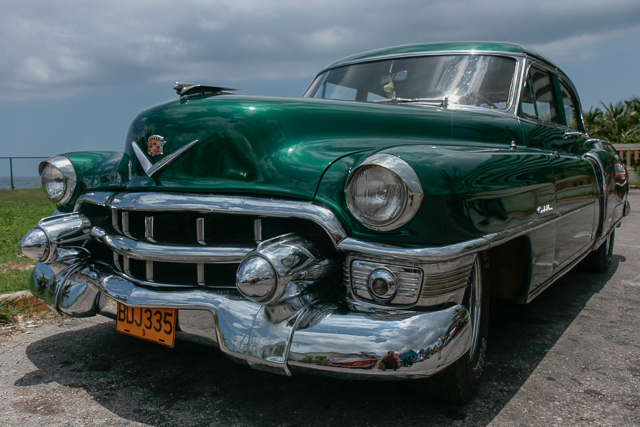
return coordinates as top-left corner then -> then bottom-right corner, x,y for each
120,94 -> 521,200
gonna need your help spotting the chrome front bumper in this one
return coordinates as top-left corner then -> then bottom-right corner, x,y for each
30,260 -> 471,380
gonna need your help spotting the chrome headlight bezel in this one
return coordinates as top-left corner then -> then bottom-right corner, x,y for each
345,153 -> 423,231
39,156 -> 77,205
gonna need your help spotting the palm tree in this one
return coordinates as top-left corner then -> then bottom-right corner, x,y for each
583,98 -> 640,144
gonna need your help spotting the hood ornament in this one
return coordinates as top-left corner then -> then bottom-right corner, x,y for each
173,82 -> 239,97
131,137 -> 199,178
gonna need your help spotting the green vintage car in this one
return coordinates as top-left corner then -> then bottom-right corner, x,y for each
21,42 -> 630,402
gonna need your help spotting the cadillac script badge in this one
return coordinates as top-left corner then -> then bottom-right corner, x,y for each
147,135 -> 166,156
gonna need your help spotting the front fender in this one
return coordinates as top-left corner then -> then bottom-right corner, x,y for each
314,144 -> 557,247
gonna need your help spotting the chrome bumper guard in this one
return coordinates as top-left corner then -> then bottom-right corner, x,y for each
30,260 -> 471,380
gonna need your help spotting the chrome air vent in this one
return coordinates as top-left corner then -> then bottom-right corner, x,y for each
345,255 -> 475,307
348,259 -> 423,306
421,264 -> 473,298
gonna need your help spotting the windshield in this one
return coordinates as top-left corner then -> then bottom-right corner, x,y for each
304,55 -> 517,109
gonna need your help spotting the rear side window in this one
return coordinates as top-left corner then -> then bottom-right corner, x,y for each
560,82 -> 579,130
519,67 -> 560,124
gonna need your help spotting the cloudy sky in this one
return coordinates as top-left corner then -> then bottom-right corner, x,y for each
1,0 -> 639,176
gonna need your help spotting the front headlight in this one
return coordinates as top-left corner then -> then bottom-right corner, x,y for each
39,156 -> 77,205
345,153 -> 423,231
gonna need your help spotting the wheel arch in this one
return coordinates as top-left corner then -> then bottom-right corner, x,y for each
486,235 -> 532,304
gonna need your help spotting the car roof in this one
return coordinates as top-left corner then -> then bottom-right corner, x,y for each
321,41 -> 558,73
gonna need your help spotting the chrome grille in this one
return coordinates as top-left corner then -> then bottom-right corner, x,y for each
77,194 -> 338,289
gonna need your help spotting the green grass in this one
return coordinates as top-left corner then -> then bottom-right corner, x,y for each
0,188 -> 56,294
0,299 -> 27,325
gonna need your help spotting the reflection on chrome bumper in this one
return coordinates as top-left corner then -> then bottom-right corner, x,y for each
30,260 -> 471,380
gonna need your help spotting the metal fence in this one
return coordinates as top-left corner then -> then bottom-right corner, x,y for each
0,157 -> 48,190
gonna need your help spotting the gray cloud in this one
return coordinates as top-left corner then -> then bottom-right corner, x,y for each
1,0 -> 639,100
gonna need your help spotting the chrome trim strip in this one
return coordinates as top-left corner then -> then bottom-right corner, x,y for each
584,152 -> 607,242
76,192 -> 347,246
339,236 -> 489,262
339,212 -> 562,262
94,227 -> 253,263
131,140 -> 199,178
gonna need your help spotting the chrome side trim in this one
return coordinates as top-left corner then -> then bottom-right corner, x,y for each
339,211 -> 562,262
339,236 -> 489,262
584,152 -> 607,241
75,192 -> 348,246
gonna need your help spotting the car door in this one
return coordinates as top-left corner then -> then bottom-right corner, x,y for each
519,64 -> 598,275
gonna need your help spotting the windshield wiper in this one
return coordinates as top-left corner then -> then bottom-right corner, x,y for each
374,97 -> 448,107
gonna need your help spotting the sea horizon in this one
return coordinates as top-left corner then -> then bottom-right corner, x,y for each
0,176 -> 41,190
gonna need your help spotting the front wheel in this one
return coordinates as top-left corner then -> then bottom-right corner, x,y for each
427,255 -> 490,404
583,231 -> 615,274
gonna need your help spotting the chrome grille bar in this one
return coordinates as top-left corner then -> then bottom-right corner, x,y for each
196,217 -> 205,245
197,263 -> 205,286
146,260 -> 153,282
94,227 -> 253,263
145,216 -> 155,242
123,256 -> 131,275
122,211 -> 130,237
76,191 -> 347,246
254,218 -> 262,243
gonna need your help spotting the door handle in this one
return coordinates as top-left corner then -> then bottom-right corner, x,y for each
563,131 -> 582,139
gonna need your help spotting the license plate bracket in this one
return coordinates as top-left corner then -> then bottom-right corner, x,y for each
116,303 -> 177,347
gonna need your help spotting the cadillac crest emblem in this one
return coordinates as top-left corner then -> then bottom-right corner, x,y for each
147,135 -> 166,156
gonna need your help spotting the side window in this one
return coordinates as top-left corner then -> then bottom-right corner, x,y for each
519,67 -> 560,124
560,82 -> 579,130
319,83 -> 358,101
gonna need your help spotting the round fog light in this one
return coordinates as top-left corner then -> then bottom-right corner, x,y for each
236,256 -> 277,303
367,268 -> 397,303
371,278 -> 389,296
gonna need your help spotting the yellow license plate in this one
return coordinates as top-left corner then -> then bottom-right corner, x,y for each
116,303 -> 176,347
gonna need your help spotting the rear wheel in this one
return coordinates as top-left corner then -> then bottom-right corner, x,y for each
584,231 -> 615,274
427,255 -> 490,404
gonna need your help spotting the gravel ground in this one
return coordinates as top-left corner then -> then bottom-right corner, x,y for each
1,190 -> 638,427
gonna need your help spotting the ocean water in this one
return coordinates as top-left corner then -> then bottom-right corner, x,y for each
0,176 -> 41,189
